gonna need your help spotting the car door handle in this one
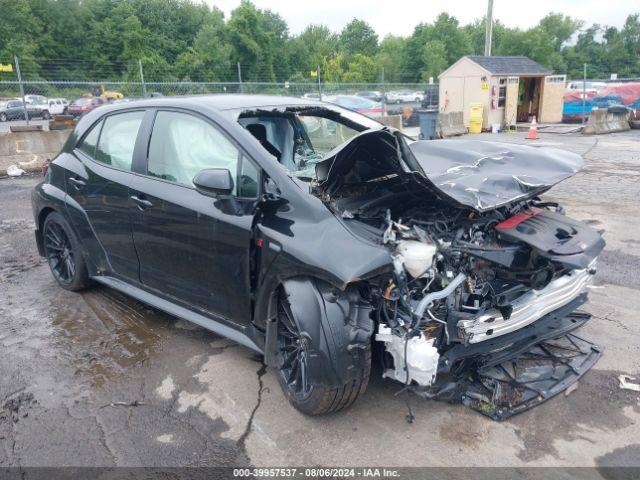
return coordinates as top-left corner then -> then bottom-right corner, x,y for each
68,177 -> 86,189
130,195 -> 153,210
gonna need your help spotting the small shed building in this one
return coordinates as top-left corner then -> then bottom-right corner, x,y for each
438,56 -> 566,129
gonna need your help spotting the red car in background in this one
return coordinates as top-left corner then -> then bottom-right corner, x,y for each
67,97 -> 107,117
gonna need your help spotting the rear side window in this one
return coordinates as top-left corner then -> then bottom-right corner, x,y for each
77,121 -> 102,158
95,111 -> 144,170
147,111 -> 240,188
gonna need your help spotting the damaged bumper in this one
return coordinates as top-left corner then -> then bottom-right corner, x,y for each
417,298 -> 602,420
461,331 -> 601,420
457,263 -> 596,344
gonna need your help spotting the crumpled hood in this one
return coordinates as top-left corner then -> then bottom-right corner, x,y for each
317,130 -> 583,212
408,139 -> 583,212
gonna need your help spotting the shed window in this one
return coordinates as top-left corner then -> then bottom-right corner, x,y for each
546,75 -> 565,84
498,78 -> 507,108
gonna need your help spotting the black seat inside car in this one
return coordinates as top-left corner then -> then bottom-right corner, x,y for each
246,123 -> 281,161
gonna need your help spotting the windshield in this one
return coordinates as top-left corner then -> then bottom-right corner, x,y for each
72,98 -> 91,105
238,104 -> 380,180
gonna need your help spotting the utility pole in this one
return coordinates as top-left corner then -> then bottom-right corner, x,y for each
237,62 -> 243,94
14,55 -> 29,126
381,67 -> 386,114
138,60 -> 147,98
484,0 -> 494,56
317,65 -> 322,101
582,63 -> 587,124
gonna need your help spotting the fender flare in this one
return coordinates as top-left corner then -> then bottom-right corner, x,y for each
264,277 -> 374,389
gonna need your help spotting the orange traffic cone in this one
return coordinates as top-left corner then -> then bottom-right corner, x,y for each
526,115 -> 539,140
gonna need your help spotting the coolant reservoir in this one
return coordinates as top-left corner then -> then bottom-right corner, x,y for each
396,240 -> 437,278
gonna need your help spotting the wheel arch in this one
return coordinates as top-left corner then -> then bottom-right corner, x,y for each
35,206 -> 57,256
263,275 -> 374,390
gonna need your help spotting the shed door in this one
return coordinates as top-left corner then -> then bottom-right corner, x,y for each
539,75 -> 567,123
504,77 -> 519,127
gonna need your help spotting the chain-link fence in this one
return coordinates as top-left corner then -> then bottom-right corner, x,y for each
0,80 -> 438,104
0,56 -> 438,108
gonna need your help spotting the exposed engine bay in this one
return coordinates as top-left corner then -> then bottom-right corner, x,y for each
311,128 -> 605,419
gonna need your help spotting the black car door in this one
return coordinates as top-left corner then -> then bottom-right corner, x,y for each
129,109 -> 260,326
64,110 -> 146,281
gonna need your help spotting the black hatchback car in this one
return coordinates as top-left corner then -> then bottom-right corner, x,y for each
33,95 -> 604,418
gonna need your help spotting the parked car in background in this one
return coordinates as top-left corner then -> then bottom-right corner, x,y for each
356,91 -> 384,102
24,95 -> 53,119
0,99 -> 39,122
302,93 -> 320,100
412,91 -> 425,102
324,95 -> 384,117
67,97 -> 107,117
385,91 -> 418,104
24,94 -> 47,104
47,98 -> 69,115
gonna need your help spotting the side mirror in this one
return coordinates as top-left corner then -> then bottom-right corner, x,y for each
193,168 -> 234,197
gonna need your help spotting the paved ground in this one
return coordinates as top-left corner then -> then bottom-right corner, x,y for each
1,130 -> 639,469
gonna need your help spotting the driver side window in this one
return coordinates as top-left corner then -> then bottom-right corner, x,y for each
148,111 -> 240,191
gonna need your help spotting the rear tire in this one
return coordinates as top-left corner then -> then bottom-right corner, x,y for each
275,290 -> 371,415
42,212 -> 90,291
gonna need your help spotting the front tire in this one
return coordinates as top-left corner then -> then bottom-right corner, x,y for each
42,110 -> 50,120
0,112 -> 6,122
275,289 -> 371,415
43,212 -> 90,291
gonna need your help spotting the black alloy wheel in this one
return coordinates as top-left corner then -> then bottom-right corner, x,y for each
276,295 -> 313,402
42,212 -> 89,291
44,221 -> 75,285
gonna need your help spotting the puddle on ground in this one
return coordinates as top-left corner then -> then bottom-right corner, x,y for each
49,286 -> 177,386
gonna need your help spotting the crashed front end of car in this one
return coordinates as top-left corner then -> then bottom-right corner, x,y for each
313,130 -> 605,420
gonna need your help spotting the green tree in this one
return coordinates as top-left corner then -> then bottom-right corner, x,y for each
0,0 -> 43,76
344,53 -> 377,82
539,13 -> 583,50
1,1 -> 639,87
173,7 -> 231,82
291,24 -> 338,73
376,35 -> 405,82
339,19 -> 378,59
322,52 -> 346,82
420,40 -> 448,81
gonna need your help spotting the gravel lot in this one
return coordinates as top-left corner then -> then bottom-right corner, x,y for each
1,130 -> 639,470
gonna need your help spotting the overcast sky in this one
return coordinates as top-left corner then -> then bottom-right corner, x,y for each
209,0 -> 635,37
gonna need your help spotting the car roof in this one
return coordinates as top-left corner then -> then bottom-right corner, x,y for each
160,94 -> 323,111
72,94 -> 345,139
